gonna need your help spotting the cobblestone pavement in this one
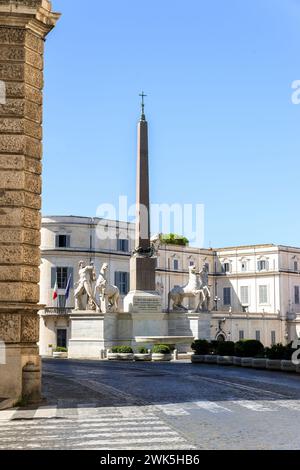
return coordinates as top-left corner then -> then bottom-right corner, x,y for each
1,359 -> 300,450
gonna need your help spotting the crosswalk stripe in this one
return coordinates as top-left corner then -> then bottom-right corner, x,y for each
33,406 -> 58,419
74,436 -> 185,447
0,410 -> 16,421
158,405 -> 190,416
235,401 -> 276,412
276,400 -> 300,411
195,401 -> 232,413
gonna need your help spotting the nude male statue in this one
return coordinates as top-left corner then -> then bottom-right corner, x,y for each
74,260 -> 97,311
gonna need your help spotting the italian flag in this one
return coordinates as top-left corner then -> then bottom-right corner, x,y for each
53,280 -> 58,301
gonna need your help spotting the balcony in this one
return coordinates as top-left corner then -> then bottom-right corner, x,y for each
43,307 -> 73,316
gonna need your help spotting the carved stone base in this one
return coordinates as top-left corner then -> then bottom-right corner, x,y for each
0,305 -> 41,402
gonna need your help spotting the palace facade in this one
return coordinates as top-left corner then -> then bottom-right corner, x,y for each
39,215 -> 300,355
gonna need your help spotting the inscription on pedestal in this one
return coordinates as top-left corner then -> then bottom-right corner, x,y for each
132,296 -> 162,313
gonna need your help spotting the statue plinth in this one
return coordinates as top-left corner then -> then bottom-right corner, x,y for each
129,255 -> 157,292
124,290 -> 162,314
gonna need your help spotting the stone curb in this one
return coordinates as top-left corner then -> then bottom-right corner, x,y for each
191,355 -> 300,374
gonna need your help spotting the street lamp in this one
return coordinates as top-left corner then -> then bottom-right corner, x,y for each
214,296 -> 221,311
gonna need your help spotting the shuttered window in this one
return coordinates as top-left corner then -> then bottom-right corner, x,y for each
240,286 -> 249,305
114,272 -> 129,295
55,235 -> 71,248
51,267 -> 74,289
295,286 -> 300,305
223,287 -> 231,306
259,285 -> 268,304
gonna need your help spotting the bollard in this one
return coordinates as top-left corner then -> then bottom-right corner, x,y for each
22,362 -> 41,404
173,349 -> 178,361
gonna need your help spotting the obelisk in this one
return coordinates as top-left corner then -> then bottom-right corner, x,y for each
0,0 -> 60,404
124,94 -> 162,314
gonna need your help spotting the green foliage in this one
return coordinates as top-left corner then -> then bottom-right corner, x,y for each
54,347 -> 68,353
209,340 -> 219,354
191,339 -> 210,355
216,341 -> 235,356
160,233 -> 189,246
152,344 -> 171,354
137,347 -> 148,354
265,343 -> 296,360
111,346 -> 133,354
234,340 -> 264,358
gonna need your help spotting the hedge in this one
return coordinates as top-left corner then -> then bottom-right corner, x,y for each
234,340 -> 265,358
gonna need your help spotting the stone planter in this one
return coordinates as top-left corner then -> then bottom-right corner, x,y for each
266,359 -> 282,371
281,360 -> 296,372
204,355 -> 218,364
233,357 -> 242,366
117,353 -> 134,361
191,354 -> 206,363
52,352 -> 68,359
252,358 -> 267,369
152,353 -> 172,362
217,356 -> 233,365
296,364 -> 300,374
241,358 -> 253,367
134,353 -> 152,362
107,353 -> 120,361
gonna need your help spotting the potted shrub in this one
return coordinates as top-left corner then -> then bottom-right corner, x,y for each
191,339 -> 210,363
216,341 -> 235,365
234,340 -> 264,367
53,347 -> 68,359
265,344 -> 285,370
152,344 -> 172,362
134,347 -> 151,362
108,346 -> 134,361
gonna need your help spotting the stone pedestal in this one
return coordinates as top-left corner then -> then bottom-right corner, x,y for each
124,290 -> 162,314
68,311 -> 116,359
168,312 -> 211,351
0,1 -> 60,402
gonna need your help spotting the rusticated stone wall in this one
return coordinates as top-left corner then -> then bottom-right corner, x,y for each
0,0 -> 59,402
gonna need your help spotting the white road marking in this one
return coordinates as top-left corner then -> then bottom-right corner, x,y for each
195,401 -> 232,413
0,410 -> 16,421
276,400 -> 300,411
33,406 -> 58,419
158,405 -> 190,416
235,401 -> 276,412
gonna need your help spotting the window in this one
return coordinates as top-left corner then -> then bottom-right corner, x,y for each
257,260 -> 268,271
117,239 -> 129,252
51,267 -> 74,290
239,330 -> 244,340
55,235 -> 70,248
240,286 -> 249,305
174,259 -> 179,270
223,263 -> 230,273
259,285 -> 268,304
56,329 -> 67,348
241,262 -> 247,272
255,330 -> 261,342
115,272 -> 129,295
271,331 -> 276,346
189,260 -> 194,267
223,287 -> 231,306
294,261 -> 299,272
295,286 -> 300,305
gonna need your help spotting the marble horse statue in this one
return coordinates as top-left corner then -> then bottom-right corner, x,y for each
95,263 -> 120,312
168,265 -> 204,313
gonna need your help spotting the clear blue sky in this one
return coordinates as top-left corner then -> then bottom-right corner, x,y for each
43,0 -> 300,248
